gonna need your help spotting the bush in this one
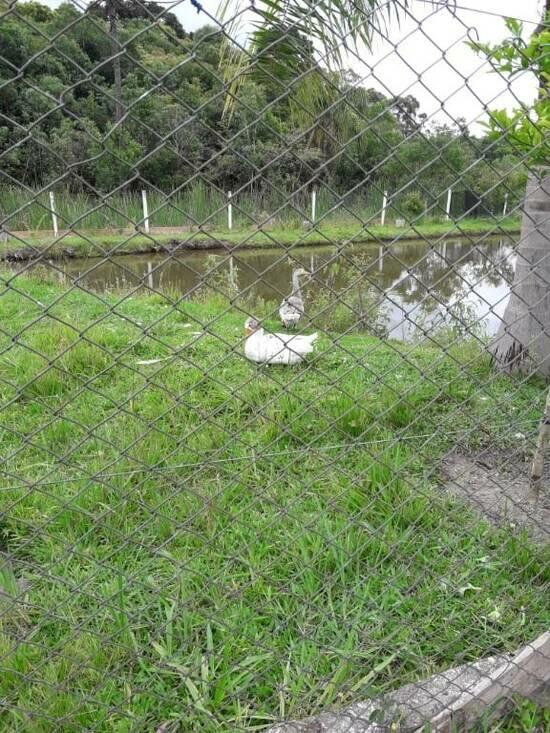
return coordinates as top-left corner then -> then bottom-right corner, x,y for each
401,191 -> 425,219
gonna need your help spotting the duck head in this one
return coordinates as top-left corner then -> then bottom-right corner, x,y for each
244,317 -> 260,336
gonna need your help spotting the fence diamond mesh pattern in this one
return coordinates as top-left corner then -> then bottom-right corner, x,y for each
0,0 -> 549,731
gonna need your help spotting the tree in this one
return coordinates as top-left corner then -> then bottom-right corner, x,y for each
89,0 -> 186,122
88,0 -> 124,121
1,0 -> 520,204
472,9 -> 550,375
392,94 -> 427,136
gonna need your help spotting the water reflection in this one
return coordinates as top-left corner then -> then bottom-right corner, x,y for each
51,236 -> 516,340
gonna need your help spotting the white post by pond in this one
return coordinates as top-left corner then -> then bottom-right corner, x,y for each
146,261 -> 153,289
49,191 -> 59,236
141,190 -> 150,234
229,255 -> 236,289
503,193 -> 509,217
445,188 -> 452,221
311,189 -> 317,224
378,244 -> 384,272
381,191 -> 388,226
227,191 -> 233,230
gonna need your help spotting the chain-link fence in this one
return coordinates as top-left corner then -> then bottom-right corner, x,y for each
0,0 -> 549,731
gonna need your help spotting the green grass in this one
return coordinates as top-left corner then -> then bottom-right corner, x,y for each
1,216 -> 520,260
0,272 -> 547,732
482,700 -> 550,733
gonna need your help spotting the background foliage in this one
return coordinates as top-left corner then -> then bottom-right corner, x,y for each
0,1 -> 527,221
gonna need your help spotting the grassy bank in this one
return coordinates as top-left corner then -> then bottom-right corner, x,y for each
1,216 -> 520,260
0,273 -> 547,732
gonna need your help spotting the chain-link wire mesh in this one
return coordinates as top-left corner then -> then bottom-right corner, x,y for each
0,0 -> 549,730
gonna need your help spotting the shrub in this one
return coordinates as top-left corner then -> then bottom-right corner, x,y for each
401,191 -> 425,219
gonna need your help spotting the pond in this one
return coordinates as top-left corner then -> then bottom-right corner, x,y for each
40,235 -> 516,340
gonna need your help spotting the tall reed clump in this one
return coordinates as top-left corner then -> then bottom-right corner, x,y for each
0,184 -> 467,233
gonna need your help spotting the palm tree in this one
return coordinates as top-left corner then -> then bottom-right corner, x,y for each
222,0 -> 406,78
220,0 -> 412,119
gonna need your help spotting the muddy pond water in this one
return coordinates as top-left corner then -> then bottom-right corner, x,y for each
42,235 -> 515,340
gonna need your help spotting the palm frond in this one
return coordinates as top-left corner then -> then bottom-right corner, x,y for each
218,0 -> 415,119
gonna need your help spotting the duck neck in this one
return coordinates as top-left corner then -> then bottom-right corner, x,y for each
291,272 -> 302,297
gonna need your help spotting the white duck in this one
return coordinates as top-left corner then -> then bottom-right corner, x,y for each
279,268 -> 310,329
244,318 -> 318,365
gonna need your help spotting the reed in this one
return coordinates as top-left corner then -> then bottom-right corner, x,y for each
0,184 -> 465,233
